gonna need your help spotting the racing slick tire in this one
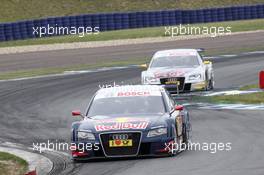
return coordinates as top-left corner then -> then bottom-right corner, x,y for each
182,124 -> 189,144
169,125 -> 185,156
205,75 -> 214,91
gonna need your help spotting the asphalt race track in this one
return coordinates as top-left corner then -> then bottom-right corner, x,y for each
0,31 -> 263,72
0,51 -> 264,174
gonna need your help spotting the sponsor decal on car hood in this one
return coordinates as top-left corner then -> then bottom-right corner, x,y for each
148,67 -> 201,78
94,89 -> 161,99
78,114 -> 169,132
94,117 -> 149,131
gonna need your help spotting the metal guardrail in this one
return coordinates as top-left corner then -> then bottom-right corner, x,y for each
0,4 -> 263,42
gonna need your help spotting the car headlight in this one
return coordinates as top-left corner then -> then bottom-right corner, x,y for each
145,76 -> 160,84
189,74 -> 201,80
77,131 -> 95,140
147,127 -> 167,137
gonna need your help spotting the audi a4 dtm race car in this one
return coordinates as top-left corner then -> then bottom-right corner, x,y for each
70,85 -> 191,160
141,49 -> 215,94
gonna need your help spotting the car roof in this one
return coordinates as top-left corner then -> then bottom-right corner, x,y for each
95,85 -> 163,99
153,49 -> 198,58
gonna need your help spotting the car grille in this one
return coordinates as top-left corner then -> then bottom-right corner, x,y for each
160,77 -> 185,91
100,132 -> 141,157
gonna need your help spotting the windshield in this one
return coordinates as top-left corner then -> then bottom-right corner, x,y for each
150,55 -> 200,68
87,96 -> 165,116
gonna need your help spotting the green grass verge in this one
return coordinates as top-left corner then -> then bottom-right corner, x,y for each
239,84 -> 259,90
1,0 -> 263,22
202,92 -> 264,104
196,84 -> 264,104
0,19 -> 264,48
0,152 -> 28,175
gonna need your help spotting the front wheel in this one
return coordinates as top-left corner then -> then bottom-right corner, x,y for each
169,128 -> 183,156
206,77 -> 214,91
182,123 -> 190,144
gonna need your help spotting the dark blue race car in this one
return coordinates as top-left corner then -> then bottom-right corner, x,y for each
71,85 -> 191,160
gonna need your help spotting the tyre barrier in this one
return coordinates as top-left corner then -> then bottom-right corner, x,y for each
0,4 -> 263,41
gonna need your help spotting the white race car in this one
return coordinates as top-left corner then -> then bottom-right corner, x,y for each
141,49 -> 214,94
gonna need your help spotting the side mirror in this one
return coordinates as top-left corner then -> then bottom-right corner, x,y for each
139,63 -> 148,69
72,110 -> 81,117
72,110 -> 90,120
196,48 -> 205,52
175,105 -> 184,111
203,60 -> 212,65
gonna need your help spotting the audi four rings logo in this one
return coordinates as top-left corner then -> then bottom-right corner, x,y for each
112,134 -> 129,140
168,78 -> 178,81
